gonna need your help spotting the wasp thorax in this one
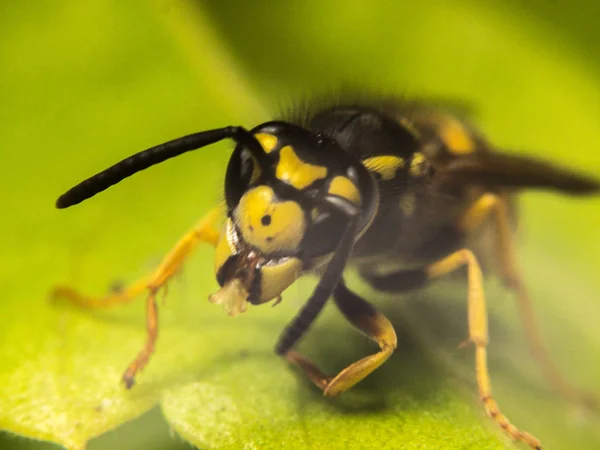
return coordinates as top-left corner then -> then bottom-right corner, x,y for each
233,185 -> 306,254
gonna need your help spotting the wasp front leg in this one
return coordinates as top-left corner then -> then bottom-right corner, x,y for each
282,279 -> 397,396
52,205 -> 223,388
275,196 -> 392,395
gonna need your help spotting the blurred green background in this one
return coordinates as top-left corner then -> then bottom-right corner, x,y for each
1,0 -> 599,449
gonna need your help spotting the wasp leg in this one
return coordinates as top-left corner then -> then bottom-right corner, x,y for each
276,197 -> 388,394
52,206 -> 223,388
460,193 -> 597,411
426,248 -> 542,450
283,279 -> 397,397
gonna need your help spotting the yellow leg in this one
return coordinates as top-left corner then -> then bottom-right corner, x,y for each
460,193 -> 597,410
284,281 -> 397,397
52,206 -> 221,308
122,288 -> 159,388
426,249 -> 542,450
52,205 -> 223,387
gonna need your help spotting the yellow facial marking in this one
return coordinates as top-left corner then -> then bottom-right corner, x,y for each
362,155 -> 405,181
439,118 -> 475,155
276,145 -> 328,189
328,176 -> 361,204
235,186 -> 306,253
254,133 -> 278,153
259,257 -> 303,303
410,152 -> 427,176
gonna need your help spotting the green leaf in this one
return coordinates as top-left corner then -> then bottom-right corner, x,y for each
1,1 -> 600,450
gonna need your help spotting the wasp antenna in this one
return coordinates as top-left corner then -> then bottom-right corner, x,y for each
56,126 -> 267,209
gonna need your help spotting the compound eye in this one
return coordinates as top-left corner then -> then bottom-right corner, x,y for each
225,147 -> 262,209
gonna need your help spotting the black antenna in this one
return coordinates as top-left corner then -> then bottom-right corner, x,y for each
56,126 -> 267,209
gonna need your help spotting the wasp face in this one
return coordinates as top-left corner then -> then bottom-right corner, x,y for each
209,121 -> 376,316
210,176 -> 313,316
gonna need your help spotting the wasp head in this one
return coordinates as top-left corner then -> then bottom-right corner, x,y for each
209,121 -> 377,315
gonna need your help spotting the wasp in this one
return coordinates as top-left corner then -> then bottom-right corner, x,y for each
54,99 -> 599,449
